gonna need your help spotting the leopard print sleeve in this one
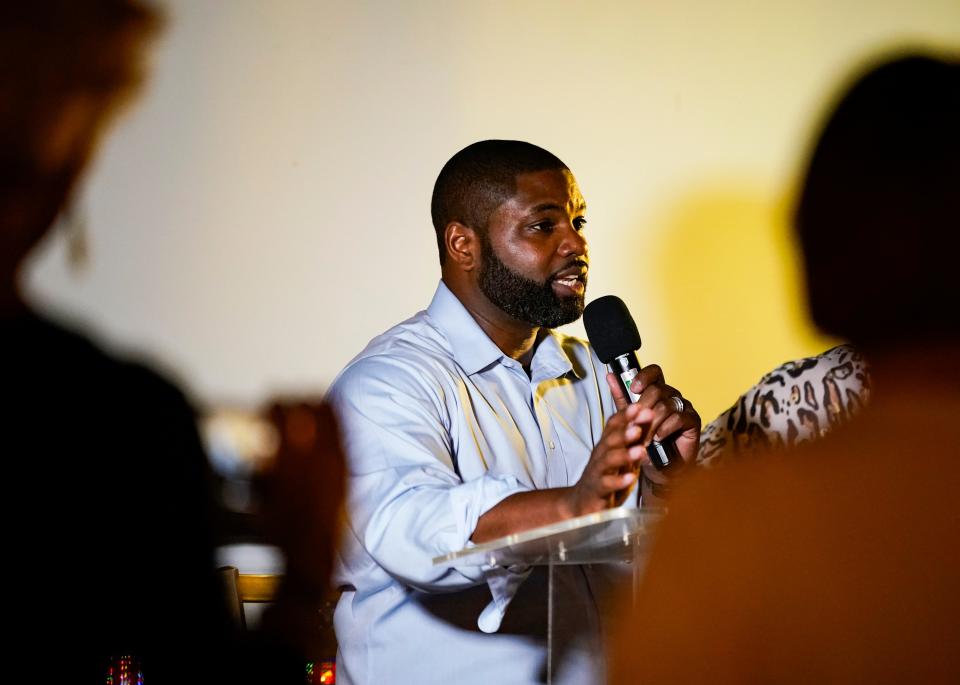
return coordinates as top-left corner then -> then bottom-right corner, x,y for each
698,344 -> 871,467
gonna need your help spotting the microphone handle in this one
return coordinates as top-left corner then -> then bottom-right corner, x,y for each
609,352 -> 682,471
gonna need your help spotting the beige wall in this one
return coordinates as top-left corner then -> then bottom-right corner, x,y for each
24,0 -> 960,421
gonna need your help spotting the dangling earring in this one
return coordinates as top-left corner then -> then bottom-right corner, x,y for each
62,194 -> 90,274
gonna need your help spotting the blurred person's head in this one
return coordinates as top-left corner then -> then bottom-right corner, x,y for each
0,0 -> 161,306
795,53 -> 960,349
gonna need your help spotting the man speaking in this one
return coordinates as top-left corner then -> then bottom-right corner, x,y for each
328,140 -> 700,683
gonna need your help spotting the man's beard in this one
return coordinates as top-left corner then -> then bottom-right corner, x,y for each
477,237 -> 586,328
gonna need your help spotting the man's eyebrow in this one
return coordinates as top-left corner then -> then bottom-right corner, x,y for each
528,201 -> 588,214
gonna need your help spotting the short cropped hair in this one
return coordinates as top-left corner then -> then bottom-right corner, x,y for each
431,140 -> 568,264
795,53 -> 960,346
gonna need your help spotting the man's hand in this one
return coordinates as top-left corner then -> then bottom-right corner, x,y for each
471,364 -> 701,542
606,364 -> 701,466
565,402 -> 652,514
471,402 -> 650,542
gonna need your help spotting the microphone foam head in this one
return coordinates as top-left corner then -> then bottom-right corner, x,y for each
583,295 -> 642,363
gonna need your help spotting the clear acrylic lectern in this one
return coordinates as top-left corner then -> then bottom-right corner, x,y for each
433,507 -> 664,684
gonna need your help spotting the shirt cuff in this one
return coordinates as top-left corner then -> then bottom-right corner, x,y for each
477,563 -> 532,633
446,474 -> 532,633
448,474 -> 530,556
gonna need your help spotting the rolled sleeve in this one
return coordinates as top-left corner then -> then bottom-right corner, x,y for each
355,465 -> 527,588
330,356 -> 529,591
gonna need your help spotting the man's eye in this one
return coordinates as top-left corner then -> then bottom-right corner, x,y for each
573,217 -> 588,231
531,221 -> 554,232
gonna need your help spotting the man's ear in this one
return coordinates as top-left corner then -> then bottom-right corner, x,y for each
444,221 -> 479,271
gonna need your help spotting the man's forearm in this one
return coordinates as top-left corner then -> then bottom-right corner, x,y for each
471,488 -> 577,543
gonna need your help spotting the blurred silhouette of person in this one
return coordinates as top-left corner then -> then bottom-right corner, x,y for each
254,400 -> 346,671
698,344 -> 871,464
1,2 -> 344,681
609,53 -> 960,684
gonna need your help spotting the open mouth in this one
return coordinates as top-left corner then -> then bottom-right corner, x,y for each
551,266 -> 588,295
553,274 -> 583,288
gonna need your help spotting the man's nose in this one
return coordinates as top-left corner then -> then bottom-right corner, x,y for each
558,223 -> 588,258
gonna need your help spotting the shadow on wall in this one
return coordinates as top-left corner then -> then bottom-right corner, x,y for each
615,180 -> 837,424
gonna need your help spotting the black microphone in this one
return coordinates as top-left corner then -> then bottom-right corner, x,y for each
583,295 -> 683,471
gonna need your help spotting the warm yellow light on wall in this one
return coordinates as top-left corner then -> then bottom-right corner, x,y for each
621,180 -> 837,423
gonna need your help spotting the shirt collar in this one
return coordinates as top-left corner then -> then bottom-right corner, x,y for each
530,329 -> 579,383
426,281 -> 580,382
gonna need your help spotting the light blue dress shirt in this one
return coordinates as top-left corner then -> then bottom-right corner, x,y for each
328,281 -> 626,684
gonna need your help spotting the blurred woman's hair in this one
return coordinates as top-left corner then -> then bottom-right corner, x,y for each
0,1 -> 161,269
795,53 -> 960,347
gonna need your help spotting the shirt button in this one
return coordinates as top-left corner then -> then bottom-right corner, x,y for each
548,441 -> 556,450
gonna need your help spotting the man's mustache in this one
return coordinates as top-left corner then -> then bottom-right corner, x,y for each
549,259 -> 589,281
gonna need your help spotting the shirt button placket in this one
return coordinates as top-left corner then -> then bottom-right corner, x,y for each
533,390 -> 560,487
